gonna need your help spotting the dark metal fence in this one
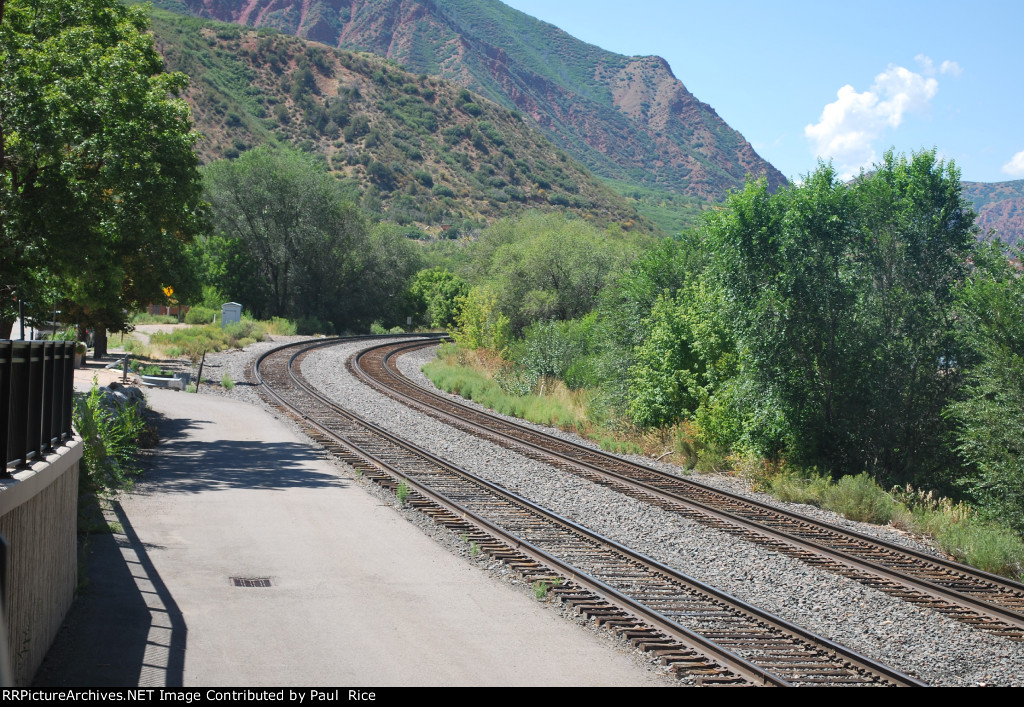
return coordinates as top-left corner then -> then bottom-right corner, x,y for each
0,341 -> 76,469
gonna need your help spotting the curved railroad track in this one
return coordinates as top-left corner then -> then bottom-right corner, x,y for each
349,338 -> 1024,642
252,336 -> 924,687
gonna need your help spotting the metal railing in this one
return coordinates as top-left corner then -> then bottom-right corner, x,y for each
0,341 -> 76,470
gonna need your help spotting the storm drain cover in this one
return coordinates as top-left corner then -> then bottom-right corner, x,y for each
231,577 -> 272,588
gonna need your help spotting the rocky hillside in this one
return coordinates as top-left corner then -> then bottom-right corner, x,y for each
150,10 -> 653,234
153,0 -> 786,206
962,180 -> 1024,246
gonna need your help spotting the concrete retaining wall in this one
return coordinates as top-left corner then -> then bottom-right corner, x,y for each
0,439 -> 82,685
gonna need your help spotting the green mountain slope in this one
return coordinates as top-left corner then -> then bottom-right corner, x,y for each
153,0 -> 787,209
150,10 -> 654,234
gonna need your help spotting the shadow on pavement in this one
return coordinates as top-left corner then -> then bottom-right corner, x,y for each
137,408 -> 348,495
33,500 -> 187,687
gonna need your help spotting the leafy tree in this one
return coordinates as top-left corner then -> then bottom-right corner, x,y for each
202,147 -> 420,332
626,277 -> 735,430
596,231 -> 708,411
409,267 -> 469,328
704,151 -> 976,483
627,292 -> 704,428
203,147 -> 363,323
470,213 -> 637,334
707,165 -> 866,466
452,286 -> 510,353
344,222 -> 422,330
948,240 -> 1024,531
0,0 -> 205,341
852,151 -> 976,484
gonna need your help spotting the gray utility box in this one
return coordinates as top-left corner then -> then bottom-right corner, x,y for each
221,302 -> 242,329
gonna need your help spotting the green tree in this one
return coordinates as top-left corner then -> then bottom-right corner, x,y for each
345,222 -> 422,330
471,213 -> 637,334
948,240 -> 1024,531
595,231 -> 710,414
626,277 -> 735,430
409,267 -> 469,328
707,165 -> 865,466
452,286 -> 510,352
705,151 -> 975,482
0,0 -> 205,340
853,150 -> 976,484
202,147 -> 421,331
203,147 -> 364,324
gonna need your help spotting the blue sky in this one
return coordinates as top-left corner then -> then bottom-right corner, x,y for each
501,0 -> 1022,184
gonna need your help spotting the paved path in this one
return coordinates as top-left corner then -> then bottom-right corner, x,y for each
34,388 -> 667,687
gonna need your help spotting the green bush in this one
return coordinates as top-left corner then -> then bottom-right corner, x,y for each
265,317 -> 298,336
295,316 -> 327,335
185,305 -> 218,325
130,312 -> 177,325
74,382 -> 146,495
494,364 -> 537,397
821,473 -> 896,524
769,469 -> 831,505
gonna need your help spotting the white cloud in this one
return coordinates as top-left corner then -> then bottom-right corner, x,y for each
805,64 -> 939,178
914,54 -> 935,75
940,60 -> 963,77
915,54 -> 962,77
1002,150 -> 1024,177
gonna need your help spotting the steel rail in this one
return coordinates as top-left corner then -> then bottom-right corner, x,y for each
252,337 -> 926,687
349,338 -> 1024,639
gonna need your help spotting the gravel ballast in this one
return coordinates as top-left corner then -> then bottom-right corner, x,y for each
206,337 -> 1024,687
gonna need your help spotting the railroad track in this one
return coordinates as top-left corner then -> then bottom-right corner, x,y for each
253,336 -> 923,687
349,338 -> 1024,642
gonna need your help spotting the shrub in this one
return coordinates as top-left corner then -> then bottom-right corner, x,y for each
185,306 -> 218,325
821,473 -> 896,524
74,382 -> 146,495
769,469 -> 831,505
295,316 -> 327,335
265,317 -> 298,336
494,364 -> 537,397
451,287 -> 510,353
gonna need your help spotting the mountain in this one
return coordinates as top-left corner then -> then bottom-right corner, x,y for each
151,0 -> 786,211
962,180 -> 1024,246
149,10 -> 655,234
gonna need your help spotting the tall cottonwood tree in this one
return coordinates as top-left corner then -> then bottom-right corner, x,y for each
949,240 -> 1024,531
202,147 -> 420,331
0,0 -> 205,343
704,151 -> 975,484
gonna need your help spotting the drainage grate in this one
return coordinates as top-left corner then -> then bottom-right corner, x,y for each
231,577 -> 272,588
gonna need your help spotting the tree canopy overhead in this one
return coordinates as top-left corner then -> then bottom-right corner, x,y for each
0,0 -> 205,338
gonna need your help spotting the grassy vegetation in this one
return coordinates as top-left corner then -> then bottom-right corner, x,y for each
424,344 -> 1024,580
126,313 -> 301,361
146,320 -> 269,360
426,344 -> 706,460
130,312 -> 179,325
765,468 -> 1024,578
424,344 -> 590,433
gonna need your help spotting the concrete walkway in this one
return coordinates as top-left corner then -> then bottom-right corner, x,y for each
34,387 -> 667,686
